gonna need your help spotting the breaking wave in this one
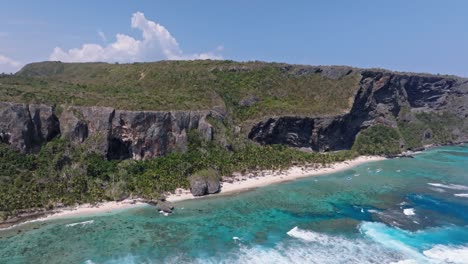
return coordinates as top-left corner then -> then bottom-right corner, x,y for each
427,183 -> 468,191
65,220 -> 94,227
86,223 -> 468,264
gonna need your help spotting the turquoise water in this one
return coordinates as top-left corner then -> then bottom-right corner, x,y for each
1,145 -> 468,264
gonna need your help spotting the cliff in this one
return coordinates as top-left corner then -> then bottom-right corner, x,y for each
249,70 -> 468,151
0,102 -> 215,160
1,61 -> 468,157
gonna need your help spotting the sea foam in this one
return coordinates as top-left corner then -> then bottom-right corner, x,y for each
427,183 -> 468,191
423,245 -> 468,263
403,208 -> 415,216
65,220 -> 94,227
360,222 -> 468,264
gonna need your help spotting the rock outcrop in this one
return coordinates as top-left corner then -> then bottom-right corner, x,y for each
249,71 -> 468,151
189,169 -> 221,196
0,102 -> 59,153
0,103 -> 215,160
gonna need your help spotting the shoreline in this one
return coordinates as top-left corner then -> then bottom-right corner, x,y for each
1,155 -> 386,229
165,155 -> 385,202
0,199 -> 148,230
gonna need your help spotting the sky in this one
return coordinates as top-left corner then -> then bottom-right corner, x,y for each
1,0 -> 468,76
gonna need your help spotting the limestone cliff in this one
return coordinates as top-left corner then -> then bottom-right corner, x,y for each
2,67 -> 468,158
249,70 -> 468,151
0,103 -> 215,160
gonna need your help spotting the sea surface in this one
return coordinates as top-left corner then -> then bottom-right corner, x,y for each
1,145 -> 467,264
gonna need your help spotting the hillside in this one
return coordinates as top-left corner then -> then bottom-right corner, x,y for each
2,61 -> 361,124
1,60 -> 468,220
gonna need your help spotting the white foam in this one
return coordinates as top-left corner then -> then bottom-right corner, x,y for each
403,208 -> 415,216
427,183 -> 468,191
390,260 -> 418,264
159,211 -> 170,216
224,226 -> 404,264
65,220 -> 94,227
429,187 -> 446,193
359,222 -> 423,260
423,245 -> 468,264
102,225 -> 468,264
396,170 -> 401,173
286,226 -> 330,243
360,222 -> 468,264
454,193 -> 468,198
233,236 -> 241,241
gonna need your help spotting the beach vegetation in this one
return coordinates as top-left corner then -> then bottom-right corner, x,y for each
352,125 -> 401,155
0,130 -> 356,218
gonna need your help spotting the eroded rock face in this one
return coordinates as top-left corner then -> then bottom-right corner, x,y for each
0,103 -> 215,159
249,71 -> 468,151
0,102 -> 59,152
108,110 -> 213,160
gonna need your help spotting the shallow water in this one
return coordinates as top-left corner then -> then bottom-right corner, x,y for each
1,145 -> 467,264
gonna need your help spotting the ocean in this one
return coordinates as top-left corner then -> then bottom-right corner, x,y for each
0,145 -> 467,264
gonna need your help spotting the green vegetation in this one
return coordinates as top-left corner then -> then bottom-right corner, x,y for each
352,125 -> 402,155
0,131 -> 356,219
398,111 -> 464,150
1,60 -> 464,221
189,168 -> 220,183
0,61 -> 360,124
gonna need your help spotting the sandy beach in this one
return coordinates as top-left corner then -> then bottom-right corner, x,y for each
166,155 -> 385,202
2,155 -> 384,228
43,199 -> 148,221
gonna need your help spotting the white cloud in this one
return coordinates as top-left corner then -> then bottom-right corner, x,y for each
50,12 -> 222,63
0,54 -> 21,73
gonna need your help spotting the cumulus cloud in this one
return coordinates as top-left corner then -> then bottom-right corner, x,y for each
0,54 -> 21,73
50,12 -> 222,63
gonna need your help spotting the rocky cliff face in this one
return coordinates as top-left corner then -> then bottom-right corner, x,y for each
2,69 -> 468,158
0,103 -> 215,160
249,71 -> 468,151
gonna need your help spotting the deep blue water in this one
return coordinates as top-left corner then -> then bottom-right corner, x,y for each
0,145 -> 467,263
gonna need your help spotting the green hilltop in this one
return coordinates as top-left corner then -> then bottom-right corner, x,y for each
2,60 -> 360,124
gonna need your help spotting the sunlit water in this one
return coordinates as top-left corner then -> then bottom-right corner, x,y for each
1,145 -> 467,264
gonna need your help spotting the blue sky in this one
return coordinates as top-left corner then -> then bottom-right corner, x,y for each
1,0 -> 468,76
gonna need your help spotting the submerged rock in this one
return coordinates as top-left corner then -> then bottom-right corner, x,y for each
155,201 -> 174,214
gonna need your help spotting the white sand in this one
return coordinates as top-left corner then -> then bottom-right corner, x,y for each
166,155 -> 385,202
39,199 -> 147,221
24,155 -> 384,222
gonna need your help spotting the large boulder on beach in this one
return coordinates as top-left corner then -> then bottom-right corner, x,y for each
189,169 -> 221,196
189,178 -> 208,196
206,178 -> 221,194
